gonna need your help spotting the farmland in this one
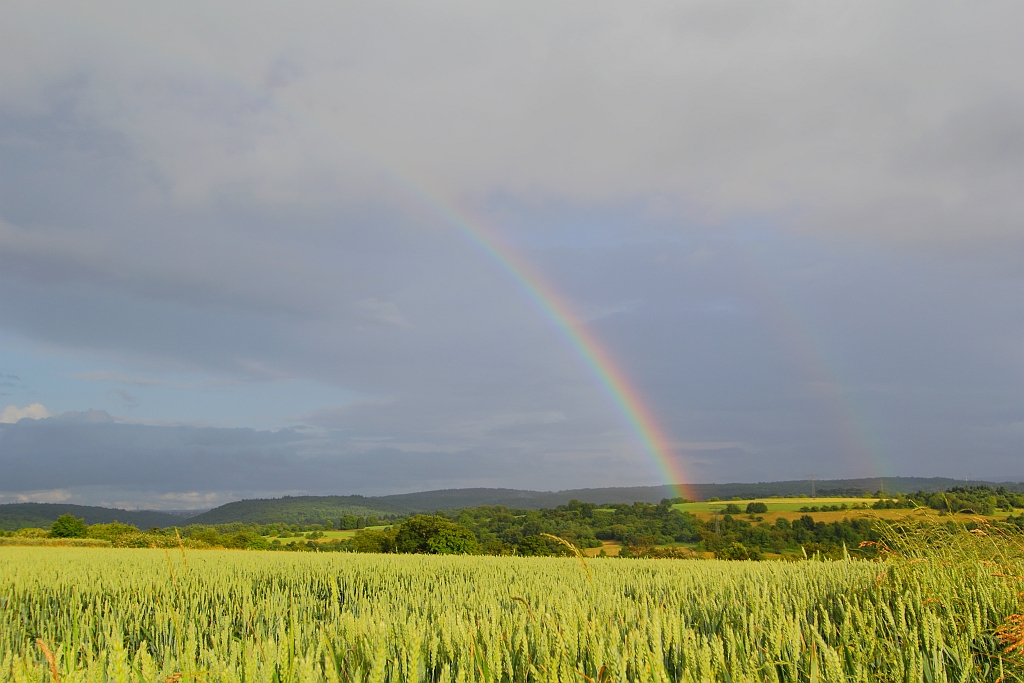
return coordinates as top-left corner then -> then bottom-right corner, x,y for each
673,498 -> 875,514
11,485 -> 1024,561
3,521 -> 1024,683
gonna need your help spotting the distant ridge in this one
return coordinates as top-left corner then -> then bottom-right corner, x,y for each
0,503 -> 193,531
171,477 -> 1024,526
365,477 -> 1021,512
4,477 -> 1018,529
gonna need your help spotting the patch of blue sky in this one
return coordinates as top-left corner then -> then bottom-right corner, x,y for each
0,332 -> 358,429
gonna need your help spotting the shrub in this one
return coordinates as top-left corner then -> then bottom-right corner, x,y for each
86,522 -> 139,543
745,502 -> 768,514
715,542 -> 752,560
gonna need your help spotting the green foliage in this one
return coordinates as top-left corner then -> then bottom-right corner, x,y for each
85,521 -> 140,542
871,485 -> 1023,515
13,485 -> 1024,559
13,527 -> 48,538
351,528 -> 396,553
394,516 -> 479,554
715,542 -> 755,560
187,496 -> 402,526
0,503 -> 186,531
50,514 -> 87,538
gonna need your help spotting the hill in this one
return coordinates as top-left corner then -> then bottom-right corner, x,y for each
189,477 -> 1016,526
370,477 -> 1015,511
4,477 -> 1016,529
186,496 -> 406,525
0,503 -> 191,531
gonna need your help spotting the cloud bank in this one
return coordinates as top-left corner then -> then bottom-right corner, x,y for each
0,3 -> 1022,505
0,403 -> 51,423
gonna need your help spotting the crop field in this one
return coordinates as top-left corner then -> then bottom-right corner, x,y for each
3,525 -> 1024,683
672,499 -> 1017,526
673,498 -> 875,514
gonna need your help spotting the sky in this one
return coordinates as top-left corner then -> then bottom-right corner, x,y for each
1,2 -> 1022,509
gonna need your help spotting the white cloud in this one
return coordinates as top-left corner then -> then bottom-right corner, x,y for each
0,403 -> 52,423
0,488 -> 72,504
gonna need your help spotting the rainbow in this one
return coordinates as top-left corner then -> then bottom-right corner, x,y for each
49,17 -> 698,500
409,201 -> 698,502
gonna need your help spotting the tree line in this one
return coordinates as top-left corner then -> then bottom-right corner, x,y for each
15,484 -> 1024,560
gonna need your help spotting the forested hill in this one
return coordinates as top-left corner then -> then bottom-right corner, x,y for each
187,496 -> 407,525
0,503 -> 189,531
185,478 -> 1019,526
4,477 -> 1017,529
373,478 -> 1010,510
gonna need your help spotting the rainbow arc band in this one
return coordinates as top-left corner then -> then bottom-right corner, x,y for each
47,17 -> 696,500
427,204 -> 695,502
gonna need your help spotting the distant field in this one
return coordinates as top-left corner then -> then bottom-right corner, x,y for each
674,497 -> 875,513
672,498 -> 1015,524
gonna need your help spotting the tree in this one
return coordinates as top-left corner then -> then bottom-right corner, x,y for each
746,502 -> 768,514
50,514 -> 87,538
352,528 -> 396,553
394,516 -> 479,554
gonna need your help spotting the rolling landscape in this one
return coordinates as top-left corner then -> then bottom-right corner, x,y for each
3,3 -> 1024,681
0,476 -> 1017,530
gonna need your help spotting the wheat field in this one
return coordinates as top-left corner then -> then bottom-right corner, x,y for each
0,538 -> 1020,682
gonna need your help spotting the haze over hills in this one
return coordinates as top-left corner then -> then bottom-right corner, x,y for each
3,477 -> 1018,530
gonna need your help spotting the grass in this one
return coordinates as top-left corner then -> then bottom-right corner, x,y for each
3,520 -> 1024,681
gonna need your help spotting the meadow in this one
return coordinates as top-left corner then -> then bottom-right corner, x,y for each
3,521 -> 1024,682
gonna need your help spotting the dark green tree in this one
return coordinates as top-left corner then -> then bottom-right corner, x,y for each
394,516 -> 479,554
50,514 -> 87,538
352,528 -> 396,553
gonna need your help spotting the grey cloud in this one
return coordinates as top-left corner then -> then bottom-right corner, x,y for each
106,389 -> 137,407
0,3 -> 1022,502
75,371 -> 163,386
0,416 -> 663,504
2,4 -> 1022,244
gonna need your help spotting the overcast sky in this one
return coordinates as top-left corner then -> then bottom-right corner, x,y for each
1,2 -> 1022,509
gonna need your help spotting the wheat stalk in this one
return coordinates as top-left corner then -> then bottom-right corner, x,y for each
35,639 -> 60,683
